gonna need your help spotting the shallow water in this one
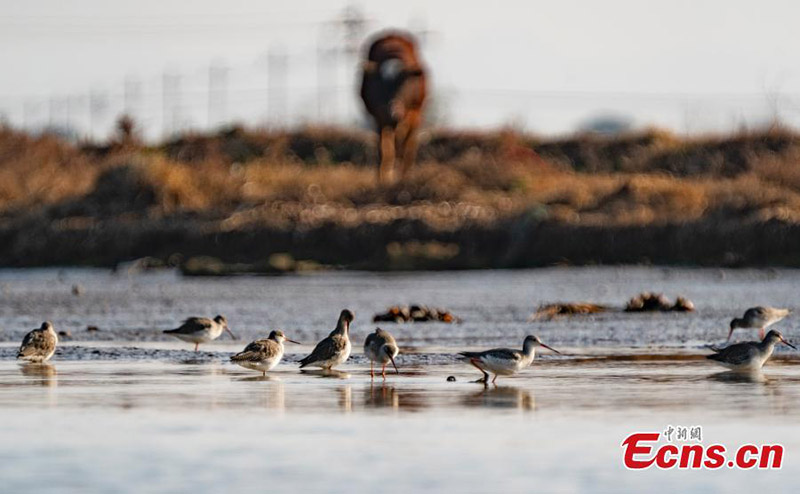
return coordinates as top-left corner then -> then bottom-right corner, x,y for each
1,267 -> 799,492
0,266 -> 797,349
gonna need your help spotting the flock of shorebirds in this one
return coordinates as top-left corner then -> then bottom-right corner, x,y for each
14,306 -> 797,383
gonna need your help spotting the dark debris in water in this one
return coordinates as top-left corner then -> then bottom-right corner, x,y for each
531,302 -> 607,320
373,305 -> 460,323
625,292 -> 695,312
532,293 -> 694,321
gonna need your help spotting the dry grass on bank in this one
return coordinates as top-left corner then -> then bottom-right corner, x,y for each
0,128 -> 107,212
2,125 -> 800,229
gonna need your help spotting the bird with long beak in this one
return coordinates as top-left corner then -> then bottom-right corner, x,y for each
299,310 -> 354,370
707,329 -> 796,371
364,328 -> 399,379
459,335 -> 560,384
728,306 -> 790,342
163,315 -> 237,351
230,330 -> 300,376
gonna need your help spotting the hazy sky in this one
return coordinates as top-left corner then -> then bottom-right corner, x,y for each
2,0 -> 800,137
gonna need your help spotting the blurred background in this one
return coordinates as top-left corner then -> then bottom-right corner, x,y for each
2,1 -> 800,272
2,0 -> 800,141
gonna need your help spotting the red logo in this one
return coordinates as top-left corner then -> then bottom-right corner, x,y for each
621,430 -> 783,470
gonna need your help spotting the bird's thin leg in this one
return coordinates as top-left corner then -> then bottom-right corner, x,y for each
194,343 -> 199,352
492,374 -> 498,384
381,363 -> 387,380
469,359 -> 489,383
370,362 -> 374,380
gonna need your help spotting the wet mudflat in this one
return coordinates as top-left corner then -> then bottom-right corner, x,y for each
1,267 -> 800,492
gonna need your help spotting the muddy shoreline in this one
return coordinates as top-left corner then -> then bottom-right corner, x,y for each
0,215 -> 797,271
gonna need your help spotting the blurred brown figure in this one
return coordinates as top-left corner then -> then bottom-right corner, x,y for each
360,31 -> 427,183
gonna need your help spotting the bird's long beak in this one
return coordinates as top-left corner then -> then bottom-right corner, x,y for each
286,338 -> 301,345
540,343 -> 561,355
781,337 -> 797,350
388,353 -> 399,374
225,326 -> 238,340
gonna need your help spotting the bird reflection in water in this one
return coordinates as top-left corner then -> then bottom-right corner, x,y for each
363,383 -> 428,412
338,385 -> 352,412
231,374 -> 285,410
235,374 -> 282,383
300,369 -> 351,379
364,383 -> 399,410
462,385 -> 535,411
706,369 -> 793,412
19,362 -> 58,388
707,369 -> 769,384
264,380 -> 286,411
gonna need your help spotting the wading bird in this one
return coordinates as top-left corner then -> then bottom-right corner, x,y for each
230,330 -> 300,376
728,307 -> 790,342
17,321 -> 58,363
164,315 -> 236,351
459,335 -> 560,384
299,310 -> 354,370
364,328 -> 399,379
707,329 -> 796,371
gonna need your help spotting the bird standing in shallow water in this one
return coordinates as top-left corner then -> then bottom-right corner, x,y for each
708,329 -> 796,371
163,315 -> 236,351
230,330 -> 300,376
17,321 -> 58,363
728,307 -> 790,342
364,328 -> 399,379
299,310 -> 354,370
459,335 -> 560,384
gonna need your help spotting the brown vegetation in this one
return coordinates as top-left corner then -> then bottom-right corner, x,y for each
2,124 -> 800,269
531,303 -> 608,320
625,293 -> 695,312
373,305 -> 459,323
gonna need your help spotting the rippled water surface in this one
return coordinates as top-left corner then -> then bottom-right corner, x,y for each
1,267 -> 799,492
